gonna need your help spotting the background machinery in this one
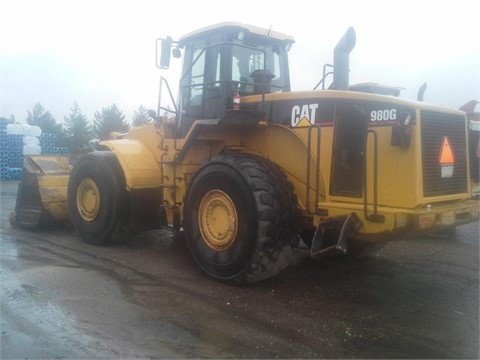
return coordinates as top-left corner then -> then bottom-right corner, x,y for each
460,100 -> 480,198
11,23 -> 479,283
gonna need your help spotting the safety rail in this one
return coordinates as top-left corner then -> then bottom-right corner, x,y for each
363,130 -> 384,222
156,76 -> 177,119
306,125 -> 321,214
157,75 -> 180,153
313,64 -> 334,90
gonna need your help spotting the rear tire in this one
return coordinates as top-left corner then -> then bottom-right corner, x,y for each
184,153 -> 297,283
67,152 -> 129,245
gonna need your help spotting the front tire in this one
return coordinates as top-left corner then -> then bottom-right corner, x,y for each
184,153 -> 297,283
67,152 -> 129,245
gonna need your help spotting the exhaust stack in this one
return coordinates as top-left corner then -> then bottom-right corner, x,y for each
333,27 -> 356,91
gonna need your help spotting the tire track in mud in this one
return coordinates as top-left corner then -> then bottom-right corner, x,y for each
2,227 -> 338,358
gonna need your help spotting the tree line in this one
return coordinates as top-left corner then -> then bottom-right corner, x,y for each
4,102 -> 153,154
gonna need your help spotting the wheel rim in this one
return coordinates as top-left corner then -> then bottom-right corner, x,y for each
76,178 -> 101,222
198,190 -> 238,251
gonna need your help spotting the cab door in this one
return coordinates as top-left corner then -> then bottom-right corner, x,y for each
179,45 -> 225,137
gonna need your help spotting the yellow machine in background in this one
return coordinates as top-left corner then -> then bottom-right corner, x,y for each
461,100 -> 480,198
11,23 -> 479,283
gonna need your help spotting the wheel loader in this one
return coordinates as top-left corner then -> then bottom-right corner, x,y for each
460,100 -> 480,198
10,22 -> 480,283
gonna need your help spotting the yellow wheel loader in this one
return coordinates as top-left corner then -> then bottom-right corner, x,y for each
10,23 -> 480,283
461,100 -> 480,198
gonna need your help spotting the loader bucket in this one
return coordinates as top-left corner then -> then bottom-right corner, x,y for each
9,155 -> 78,229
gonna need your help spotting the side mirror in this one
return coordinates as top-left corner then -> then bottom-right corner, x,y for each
157,36 -> 173,69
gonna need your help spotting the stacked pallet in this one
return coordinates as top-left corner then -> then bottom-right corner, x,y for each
0,119 -> 69,180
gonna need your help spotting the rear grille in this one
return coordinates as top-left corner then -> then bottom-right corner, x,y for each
421,111 -> 468,197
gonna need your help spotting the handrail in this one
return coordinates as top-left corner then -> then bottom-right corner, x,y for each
363,130 -> 384,222
157,75 -> 178,117
306,125 -> 321,214
313,64 -> 333,90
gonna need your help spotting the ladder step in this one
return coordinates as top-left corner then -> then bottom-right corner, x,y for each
159,183 -> 176,188
161,204 -> 180,210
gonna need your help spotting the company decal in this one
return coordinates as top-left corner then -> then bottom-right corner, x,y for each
438,136 -> 455,178
291,104 -> 319,127
370,108 -> 397,122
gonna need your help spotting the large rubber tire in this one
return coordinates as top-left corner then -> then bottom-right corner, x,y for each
67,152 -> 129,245
184,153 -> 298,284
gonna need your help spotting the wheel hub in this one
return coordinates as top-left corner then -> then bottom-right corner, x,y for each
76,178 -> 100,222
198,190 -> 237,251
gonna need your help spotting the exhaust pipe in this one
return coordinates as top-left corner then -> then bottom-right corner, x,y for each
333,27 -> 356,91
417,82 -> 427,101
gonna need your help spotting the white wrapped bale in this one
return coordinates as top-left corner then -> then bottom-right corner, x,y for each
6,124 -> 42,137
23,144 -> 42,155
23,136 -> 40,146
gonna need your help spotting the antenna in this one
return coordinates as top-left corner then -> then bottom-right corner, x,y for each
266,24 -> 272,37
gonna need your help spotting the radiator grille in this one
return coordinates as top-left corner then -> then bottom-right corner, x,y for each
421,111 -> 467,197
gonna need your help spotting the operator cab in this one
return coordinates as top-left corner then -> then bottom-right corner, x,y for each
158,22 -> 295,137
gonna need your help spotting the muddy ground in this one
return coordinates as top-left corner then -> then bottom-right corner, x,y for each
1,180 -> 479,359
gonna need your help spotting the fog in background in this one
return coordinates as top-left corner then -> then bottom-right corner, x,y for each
1,0 -> 479,123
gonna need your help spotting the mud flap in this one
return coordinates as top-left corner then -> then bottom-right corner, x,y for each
310,213 -> 363,258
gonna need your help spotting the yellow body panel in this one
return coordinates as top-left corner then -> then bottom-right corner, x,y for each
244,124 -> 323,211
99,138 -> 162,190
156,122 -> 321,217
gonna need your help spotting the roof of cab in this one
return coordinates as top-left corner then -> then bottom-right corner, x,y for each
179,21 -> 295,43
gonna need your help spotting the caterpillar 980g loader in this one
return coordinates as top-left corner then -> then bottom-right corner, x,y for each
11,22 -> 479,283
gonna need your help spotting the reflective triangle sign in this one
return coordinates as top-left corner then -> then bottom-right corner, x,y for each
438,136 -> 454,165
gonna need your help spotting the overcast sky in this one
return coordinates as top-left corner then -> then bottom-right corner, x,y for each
1,0 -> 479,124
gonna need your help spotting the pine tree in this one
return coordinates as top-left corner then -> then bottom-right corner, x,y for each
93,104 -> 129,140
132,105 -> 152,126
64,102 -> 93,154
26,103 -> 64,140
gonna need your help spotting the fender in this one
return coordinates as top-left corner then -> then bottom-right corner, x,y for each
246,124 -> 326,211
99,139 -> 162,190
175,120 -> 325,212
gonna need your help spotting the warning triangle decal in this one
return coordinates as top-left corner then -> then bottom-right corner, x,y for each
439,136 -> 454,164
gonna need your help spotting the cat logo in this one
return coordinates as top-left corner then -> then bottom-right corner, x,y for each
291,104 -> 319,127
438,136 -> 454,178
